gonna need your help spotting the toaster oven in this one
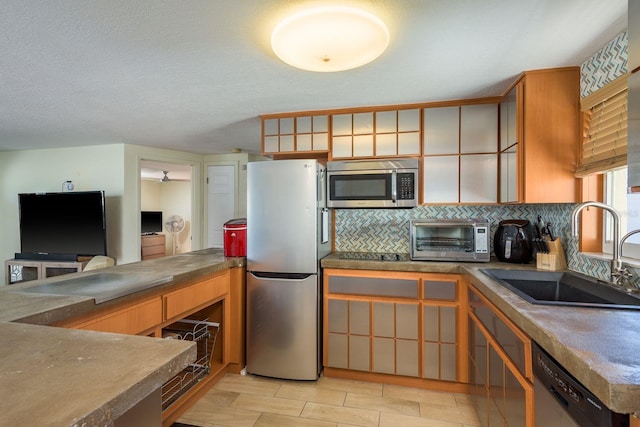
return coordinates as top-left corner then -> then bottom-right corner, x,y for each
410,218 -> 490,262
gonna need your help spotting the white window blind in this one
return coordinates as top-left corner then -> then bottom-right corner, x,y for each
576,74 -> 629,177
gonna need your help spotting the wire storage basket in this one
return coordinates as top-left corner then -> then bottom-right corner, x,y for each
161,318 -> 220,410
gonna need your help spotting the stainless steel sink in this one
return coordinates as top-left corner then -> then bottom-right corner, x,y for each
481,268 -> 640,310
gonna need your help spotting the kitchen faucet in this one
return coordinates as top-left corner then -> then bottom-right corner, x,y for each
571,201 -> 627,286
618,229 -> 640,291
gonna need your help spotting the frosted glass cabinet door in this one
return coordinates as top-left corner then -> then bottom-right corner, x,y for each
313,133 -> 328,151
279,135 -> 294,152
423,156 -> 459,203
313,115 -> 328,132
376,133 -> 397,156
460,154 -> 497,203
353,135 -> 374,157
376,111 -> 396,133
279,117 -> 294,135
264,136 -> 279,153
398,132 -> 420,155
398,109 -> 420,132
296,116 -> 311,133
424,106 -> 459,155
297,134 -> 312,151
353,112 -> 373,134
460,104 -> 498,153
500,147 -> 518,203
332,114 -> 352,136
500,88 -> 517,151
332,136 -> 353,158
264,119 -> 279,136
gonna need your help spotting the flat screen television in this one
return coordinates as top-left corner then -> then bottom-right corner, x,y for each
17,191 -> 107,261
141,211 -> 163,234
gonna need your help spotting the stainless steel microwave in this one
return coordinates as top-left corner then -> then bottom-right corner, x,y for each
326,158 -> 418,208
410,218 -> 490,262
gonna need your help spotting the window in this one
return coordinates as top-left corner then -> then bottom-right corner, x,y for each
577,75 -> 628,177
604,167 -> 640,259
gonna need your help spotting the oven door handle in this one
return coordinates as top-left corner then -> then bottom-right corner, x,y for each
391,170 -> 397,203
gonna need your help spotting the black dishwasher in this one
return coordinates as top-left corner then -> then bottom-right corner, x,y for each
533,342 -> 629,427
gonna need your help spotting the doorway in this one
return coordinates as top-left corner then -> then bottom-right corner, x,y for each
207,164 -> 237,248
140,160 -> 193,257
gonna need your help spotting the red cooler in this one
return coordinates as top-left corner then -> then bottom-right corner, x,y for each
223,218 -> 247,257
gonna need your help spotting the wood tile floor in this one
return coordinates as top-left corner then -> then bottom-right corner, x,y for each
177,373 -> 481,427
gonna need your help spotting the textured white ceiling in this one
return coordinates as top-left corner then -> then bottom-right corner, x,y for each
0,0 -> 628,155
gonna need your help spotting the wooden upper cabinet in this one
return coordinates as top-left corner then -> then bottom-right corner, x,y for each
330,108 -> 421,159
262,114 -> 330,158
423,103 -> 498,204
499,67 -> 580,203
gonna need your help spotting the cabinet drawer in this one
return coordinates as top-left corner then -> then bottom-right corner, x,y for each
142,235 -> 165,246
328,275 -> 418,298
142,245 -> 165,257
164,271 -> 230,321
423,278 -> 458,301
73,297 -> 162,335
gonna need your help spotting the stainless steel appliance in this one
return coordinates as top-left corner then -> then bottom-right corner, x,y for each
533,342 -> 628,427
409,218 -> 490,262
326,158 -> 418,208
246,159 -> 331,380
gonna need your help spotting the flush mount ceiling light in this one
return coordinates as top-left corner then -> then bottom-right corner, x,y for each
271,5 -> 389,72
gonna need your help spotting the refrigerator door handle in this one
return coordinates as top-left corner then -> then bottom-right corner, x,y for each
248,271 -> 313,281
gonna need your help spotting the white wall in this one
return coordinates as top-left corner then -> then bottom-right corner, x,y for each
0,145 -> 126,280
141,180 -> 162,210
161,181 -> 192,254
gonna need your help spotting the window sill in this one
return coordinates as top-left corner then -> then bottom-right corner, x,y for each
580,252 -> 640,268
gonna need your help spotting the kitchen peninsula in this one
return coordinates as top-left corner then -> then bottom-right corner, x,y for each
0,248 -> 244,426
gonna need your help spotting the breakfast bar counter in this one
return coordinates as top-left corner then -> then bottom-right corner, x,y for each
0,248 -> 241,426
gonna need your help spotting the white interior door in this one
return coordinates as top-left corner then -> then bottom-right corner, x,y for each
207,164 -> 236,248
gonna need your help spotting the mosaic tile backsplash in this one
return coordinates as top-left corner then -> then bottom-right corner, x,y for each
334,204 -> 640,283
580,29 -> 627,98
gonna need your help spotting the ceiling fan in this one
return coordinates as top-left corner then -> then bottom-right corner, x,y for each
158,170 -> 190,182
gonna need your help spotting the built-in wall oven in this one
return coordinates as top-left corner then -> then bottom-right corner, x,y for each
326,158 -> 418,208
533,342 -> 628,427
409,218 -> 490,262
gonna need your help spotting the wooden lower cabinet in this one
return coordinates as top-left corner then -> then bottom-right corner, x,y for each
54,267 -> 244,427
71,297 -> 163,335
468,284 -> 533,427
323,269 -> 467,391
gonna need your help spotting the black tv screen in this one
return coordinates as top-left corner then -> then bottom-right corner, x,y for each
18,191 -> 107,259
141,211 -> 162,234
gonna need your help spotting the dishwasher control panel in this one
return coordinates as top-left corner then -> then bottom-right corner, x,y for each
532,342 -> 628,427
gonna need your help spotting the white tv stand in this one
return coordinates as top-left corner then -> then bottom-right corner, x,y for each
5,259 -> 89,285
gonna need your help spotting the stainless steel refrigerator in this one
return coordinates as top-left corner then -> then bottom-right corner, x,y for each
246,159 -> 331,380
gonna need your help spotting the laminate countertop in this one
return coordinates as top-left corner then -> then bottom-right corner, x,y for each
322,253 -> 640,415
0,248 -> 242,426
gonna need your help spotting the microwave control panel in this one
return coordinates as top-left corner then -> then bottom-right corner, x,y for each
397,173 -> 415,200
474,227 -> 489,253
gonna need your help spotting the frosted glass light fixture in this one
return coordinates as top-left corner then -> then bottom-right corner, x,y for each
271,6 -> 389,72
